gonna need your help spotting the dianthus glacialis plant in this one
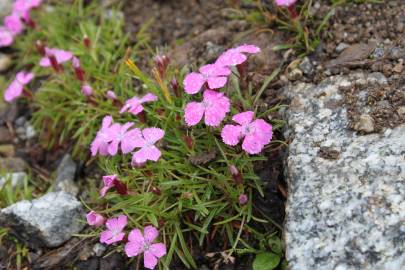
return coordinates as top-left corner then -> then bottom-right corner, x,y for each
86,44 -> 278,269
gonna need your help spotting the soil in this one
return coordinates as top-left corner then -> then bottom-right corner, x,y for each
2,0 -> 405,269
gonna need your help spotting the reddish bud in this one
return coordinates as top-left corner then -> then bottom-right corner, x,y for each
113,179 -> 128,196
170,78 -> 181,98
151,186 -> 161,196
48,54 -> 62,73
238,194 -> 248,205
288,5 -> 298,19
35,40 -> 45,56
183,135 -> 193,149
83,35 -> 91,48
154,54 -> 170,79
229,165 -> 243,186
137,111 -> 146,124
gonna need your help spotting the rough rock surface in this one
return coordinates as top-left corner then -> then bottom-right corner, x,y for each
54,154 -> 79,196
283,73 -> 405,270
0,191 -> 85,248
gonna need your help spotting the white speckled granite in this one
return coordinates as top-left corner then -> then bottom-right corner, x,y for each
283,73 -> 405,270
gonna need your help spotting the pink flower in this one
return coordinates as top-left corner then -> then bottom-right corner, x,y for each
13,0 -> 42,14
183,64 -> 231,94
107,123 -> 141,155
90,115 -> 117,156
86,211 -> 106,227
125,226 -> 167,270
221,111 -> 272,154
100,175 -> 117,197
4,71 -> 34,102
215,44 -> 261,67
238,194 -> 248,205
120,93 -> 157,115
106,90 -> 116,100
81,83 -> 93,96
100,175 -> 128,197
131,128 -> 165,166
4,13 -> 24,35
0,26 -> 13,47
184,89 -> 230,127
72,57 -> 80,69
275,0 -> 297,7
39,47 -> 73,67
100,215 -> 127,245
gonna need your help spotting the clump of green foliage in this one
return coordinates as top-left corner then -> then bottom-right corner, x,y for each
5,0 -> 286,269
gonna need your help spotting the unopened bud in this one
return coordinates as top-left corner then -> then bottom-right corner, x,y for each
229,165 -> 243,185
83,35 -> 91,48
35,40 -> 45,56
238,194 -> 248,205
48,54 -> 62,73
151,186 -> 161,196
183,135 -> 193,149
154,54 -> 170,79
170,78 -> 180,98
81,83 -> 93,96
114,179 -> 128,196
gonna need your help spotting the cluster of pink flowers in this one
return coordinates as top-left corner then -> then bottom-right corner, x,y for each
91,114 -> 165,167
3,42 -> 98,102
0,0 -> 42,47
183,45 -> 273,154
86,213 -> 166,269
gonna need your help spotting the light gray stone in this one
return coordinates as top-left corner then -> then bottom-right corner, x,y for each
0,191 -> 85,248
283,74 -> 405,270
335,42 -> 350,53
54,154 -> 78,196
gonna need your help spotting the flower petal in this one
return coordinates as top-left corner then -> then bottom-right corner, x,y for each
144,225 -> 159,243
183,72 -> 205,94
207,76 -> 227,89
128,228 -> 144,243
125,240 -> 143,257
132,146 -> 161,163
149,243 -> 167,258
199,64 -> 230,77
142,128 -> 165,144
144,251 -> 158,270
242,134 -> 265,154
216,49 -> 247,67
184,101 -> 205,126
121,128 -> 142,154
140,93 -> 158,103
203,90 -> 230,127
251,119 -> 273,145
232,111 -> 254,125
221,125 -> 242,146
235,44 -> 261,54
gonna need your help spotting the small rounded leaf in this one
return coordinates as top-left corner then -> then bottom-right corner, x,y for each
253,253 -> 280,270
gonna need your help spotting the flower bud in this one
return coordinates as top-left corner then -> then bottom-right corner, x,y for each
151,186 -> 161,196
72,57 -> 85,81
48,54 -> 62,73
114,179 -> 128,196
83,35 -> 91,48
154,54 -> 170,79
170,78 -> 181,98
238,194 -> 248,205
106,90 -> 117,100
35,40 -> 45,56
86,211 -> 106,226
81,83 -> 93,96
229,165 -> 243,185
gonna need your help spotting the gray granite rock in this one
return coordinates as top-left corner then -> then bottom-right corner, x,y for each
54,154 -> 79,196
0,191 -> 85,248
283,73 -> 405,270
